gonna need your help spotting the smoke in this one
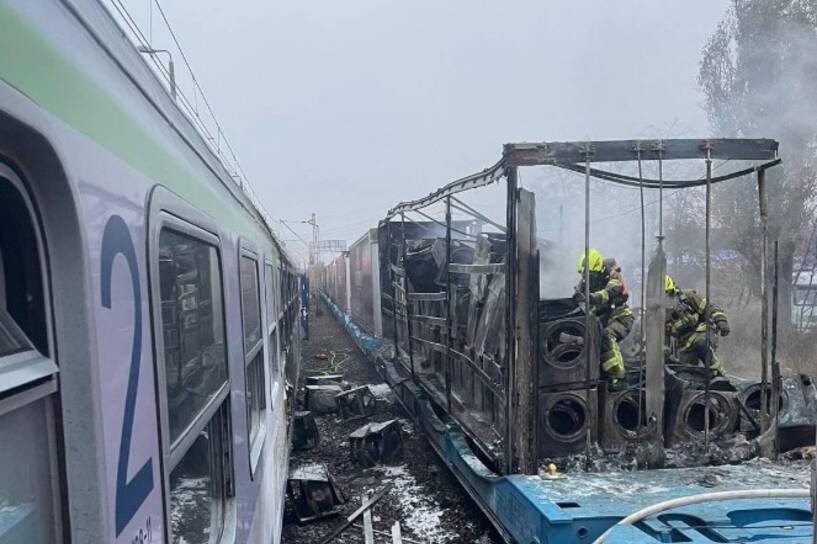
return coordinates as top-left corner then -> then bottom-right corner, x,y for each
530,164 -> 675,306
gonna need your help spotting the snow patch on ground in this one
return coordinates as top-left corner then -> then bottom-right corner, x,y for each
170,476 -> 210,543
376,465 -> 460,542
367,382 -> 393,399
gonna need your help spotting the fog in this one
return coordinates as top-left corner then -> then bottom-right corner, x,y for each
123,0 -> 731,265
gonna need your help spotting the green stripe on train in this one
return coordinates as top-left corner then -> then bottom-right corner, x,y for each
0,3 -> 273,251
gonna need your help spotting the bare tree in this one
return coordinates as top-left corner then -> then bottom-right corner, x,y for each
699,0 -> 817,323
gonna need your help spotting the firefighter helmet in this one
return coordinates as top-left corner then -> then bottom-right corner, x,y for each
665,274 -> 676,294
577,249 -> 605,274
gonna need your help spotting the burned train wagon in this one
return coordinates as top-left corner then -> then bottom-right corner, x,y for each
347,229 -> 381,336
316,231 -> 382,335
377,212 -> 513,464
321,252 -> 350,314
321,139 -> 816,544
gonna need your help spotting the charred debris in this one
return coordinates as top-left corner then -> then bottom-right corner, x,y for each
374,138 -> 817,476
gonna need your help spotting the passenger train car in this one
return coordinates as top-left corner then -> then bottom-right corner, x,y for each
0,1 -> 300,543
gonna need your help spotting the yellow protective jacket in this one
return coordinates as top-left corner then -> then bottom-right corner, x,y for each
576,268 -> 630,324
667,288 -> 728,350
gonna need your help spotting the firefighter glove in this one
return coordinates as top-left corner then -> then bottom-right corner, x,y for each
716,320 -> 730,337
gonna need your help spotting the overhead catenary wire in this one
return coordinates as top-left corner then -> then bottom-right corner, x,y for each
104,0 -> 282,242
279,220 -> 310,247
109,0 -> 221,161
151,0 -> 250,183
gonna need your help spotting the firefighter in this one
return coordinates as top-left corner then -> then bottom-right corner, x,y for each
574,249 -> 633,386
664,275 -> 730,375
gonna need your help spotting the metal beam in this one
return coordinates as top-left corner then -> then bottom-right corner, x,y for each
504,138 -> 778,166
445,196 -> 453,413
512,188 -> 537,475
504,168 -> 518,475
387,159 -> 505,217
758,167 -> 770,439
645,245 -> 666,466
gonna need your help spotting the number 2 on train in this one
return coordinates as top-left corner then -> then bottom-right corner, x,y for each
101,215 -> 154,536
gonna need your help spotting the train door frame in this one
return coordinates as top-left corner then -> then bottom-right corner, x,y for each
0,160 -> 64,543
238,240 -> 267,478
146,186 -> 238,544
264,258 -> 283,406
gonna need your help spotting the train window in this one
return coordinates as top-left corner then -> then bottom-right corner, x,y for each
246,351 -> 265,442
0,176 -> 48,355
264,263 -> 279,376
159,230 -> 228,444
264,263 -> 274,330
168,401 -> 231,544
0,173 -> 61,543
157,227 -> 232,544
0,309 -> 29,355
0,396 -> 61,543
269,332 -> 280,385
240,255 -> 265,471
240,257 -> 262,349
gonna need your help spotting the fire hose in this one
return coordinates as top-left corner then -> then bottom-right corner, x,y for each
592,488 -> 810,544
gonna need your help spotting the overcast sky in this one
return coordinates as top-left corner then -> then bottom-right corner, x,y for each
128,0 -> 731,264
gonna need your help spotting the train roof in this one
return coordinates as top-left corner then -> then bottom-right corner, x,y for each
5,0 -> 297,268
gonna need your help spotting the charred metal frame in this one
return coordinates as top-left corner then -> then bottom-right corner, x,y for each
382,138 -> 782,476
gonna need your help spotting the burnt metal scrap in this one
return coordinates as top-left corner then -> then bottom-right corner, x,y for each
373,137 -> 808,477
292,411 -> 320,450
317,487 -> 391,544
306,384 -> 344,413
336,385 -> 377,420
314,137 -> 817,543
307,373 -> 345,386
349,419 -> 403,467
287,464 -> 346,524
740,374 -> 817,451
664,367 -> 739,449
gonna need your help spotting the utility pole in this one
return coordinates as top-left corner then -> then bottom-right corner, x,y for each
281,214 -> 319,265
309,212 -> 319,265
